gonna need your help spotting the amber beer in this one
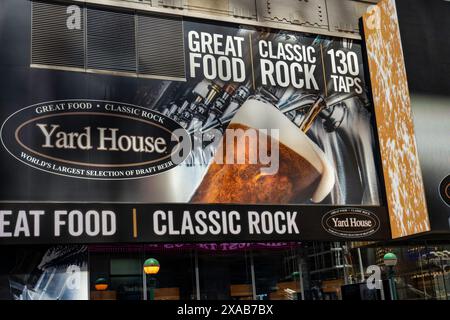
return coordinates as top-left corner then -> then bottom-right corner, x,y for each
191,97 -> 335,204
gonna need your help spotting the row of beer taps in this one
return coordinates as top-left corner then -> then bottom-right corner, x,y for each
157,78 -> 357,137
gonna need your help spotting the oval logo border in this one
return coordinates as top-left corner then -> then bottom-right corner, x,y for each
14,112 -> 181,168
0,99 -> 190,180
321,208 -> 380,238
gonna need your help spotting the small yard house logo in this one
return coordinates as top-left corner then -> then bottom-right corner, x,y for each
439,175 -> 450,206
321,208 -> 380,238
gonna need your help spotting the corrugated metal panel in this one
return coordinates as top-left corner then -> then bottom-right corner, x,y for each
137,14 -> 185,79
31,1 -> 85,68
86,8 -> 136,72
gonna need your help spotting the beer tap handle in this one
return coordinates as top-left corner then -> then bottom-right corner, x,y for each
298,96 -> 327,133
316,93 -> 355,132
319,102 -> 348,132
192,80 -> 211,99
278,94 -> 317,114
291,93 -> 355,133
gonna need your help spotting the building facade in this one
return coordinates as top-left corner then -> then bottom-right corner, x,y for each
0,0 -> 449,300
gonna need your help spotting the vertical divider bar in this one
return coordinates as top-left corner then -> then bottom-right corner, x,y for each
135,13 -> 139,76
195,250 -> 201,300
250,250 -> 257,300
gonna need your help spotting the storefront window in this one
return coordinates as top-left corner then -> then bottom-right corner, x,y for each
0,245 -> 89,300
57,241 -> 450,301
346,242 -> 450,300
253,248 -> 302,300
88,245 -> 196,300
198,248 -> 253,300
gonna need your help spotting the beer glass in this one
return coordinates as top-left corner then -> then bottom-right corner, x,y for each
191,96 -> 335,204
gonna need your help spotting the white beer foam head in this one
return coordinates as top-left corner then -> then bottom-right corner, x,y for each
230,98 -> 335,203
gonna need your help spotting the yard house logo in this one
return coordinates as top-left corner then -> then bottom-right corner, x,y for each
439,175 -> 450,206
321,208 -> 380,238
0,100 -> 190,179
